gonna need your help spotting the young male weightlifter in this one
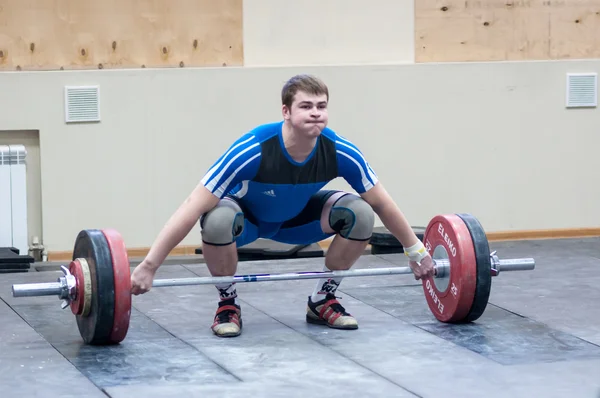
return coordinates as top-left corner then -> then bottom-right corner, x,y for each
130,74 -> 435,337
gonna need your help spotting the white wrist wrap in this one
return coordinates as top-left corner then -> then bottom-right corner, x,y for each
404,241 -> 428,263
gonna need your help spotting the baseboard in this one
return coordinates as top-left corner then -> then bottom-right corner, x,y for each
485,227 -> 600,241
45,227 -> 600,262
319,227 -> 600,247
47,245 -> 200,262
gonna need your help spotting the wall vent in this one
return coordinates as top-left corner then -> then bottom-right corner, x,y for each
64,85 -> 100,123
566,73 -> 597,108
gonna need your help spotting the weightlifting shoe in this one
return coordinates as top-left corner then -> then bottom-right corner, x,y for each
211,298 -> 242,337
306,293 -> 358,330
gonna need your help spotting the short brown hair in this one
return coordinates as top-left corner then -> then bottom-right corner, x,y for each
281,74 -> 329,108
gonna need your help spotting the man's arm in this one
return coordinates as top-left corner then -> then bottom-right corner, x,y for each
333,134 -> 421,248
131,132 -> 262,295
333,133 -> 433,278
143,183 -> 220,271
142,132 -> 262,271
361,181 -> 434,279
360,181 -> 421,249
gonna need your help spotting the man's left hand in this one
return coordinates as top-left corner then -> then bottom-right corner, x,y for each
409,254 -> 435,280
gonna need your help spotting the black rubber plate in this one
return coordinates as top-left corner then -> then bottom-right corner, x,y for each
73,229 -> 116,345
456,213 -> 492,322
195,240 -> 324,261
0,247 -> 35,264
369,226 -> 426,247
0,262 -> 32,269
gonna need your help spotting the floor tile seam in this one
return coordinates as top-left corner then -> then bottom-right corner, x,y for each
0,295 -> 112,397
486,303 -> 600,349
340,292 -> 600,360
181,263 -> 422,397
232,296 -> 424,398
337,289 -> 511,367
1,294 -> 244,388
129,303 -> 244,382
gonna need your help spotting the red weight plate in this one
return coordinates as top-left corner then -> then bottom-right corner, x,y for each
422,214 -> 477,322
101,229 -> 132,343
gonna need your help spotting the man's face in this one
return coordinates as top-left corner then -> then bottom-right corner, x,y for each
283,91 -> 328,138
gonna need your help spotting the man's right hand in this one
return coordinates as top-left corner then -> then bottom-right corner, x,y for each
128,183 -> 220,295
130,261 -> 157,295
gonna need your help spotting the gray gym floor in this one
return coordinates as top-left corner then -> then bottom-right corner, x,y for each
1,237 -> 599,398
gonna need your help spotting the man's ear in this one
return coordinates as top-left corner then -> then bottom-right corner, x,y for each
282,105 -> 291,119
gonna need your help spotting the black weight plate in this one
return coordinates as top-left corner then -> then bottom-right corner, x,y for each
73,229 -> 116,345
0,247 -> 35,264
370,245 -> 404,255
456,213 -> 492,322
239,239 -> 305,256
370,226 -> 426,247
197,240 -> 324,261
0,262 -> 32,269
296,243 -> 325,258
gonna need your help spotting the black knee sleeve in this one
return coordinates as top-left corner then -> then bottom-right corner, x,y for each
200,199 -> 245,245
329,194 -> 375,241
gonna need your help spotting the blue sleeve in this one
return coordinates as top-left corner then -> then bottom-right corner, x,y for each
200,133 -> 262,198
335,135 -> 379,194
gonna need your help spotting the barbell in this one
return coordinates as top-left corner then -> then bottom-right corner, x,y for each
10,213 -> 535,346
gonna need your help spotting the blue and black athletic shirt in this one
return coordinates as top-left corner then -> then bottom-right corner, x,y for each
200,121 -> 379,223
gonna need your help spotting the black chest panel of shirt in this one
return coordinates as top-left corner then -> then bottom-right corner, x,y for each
254,135 -> 339,185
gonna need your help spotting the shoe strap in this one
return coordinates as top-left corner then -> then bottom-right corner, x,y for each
216,304 -> 240,315
319,298 -> 349,318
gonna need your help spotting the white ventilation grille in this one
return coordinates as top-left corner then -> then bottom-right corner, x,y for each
64,85 -> 100,123
566,73 -> 597,108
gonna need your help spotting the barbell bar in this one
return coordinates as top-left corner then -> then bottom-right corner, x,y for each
12,254 -> 534,298
8,212 -> 537,346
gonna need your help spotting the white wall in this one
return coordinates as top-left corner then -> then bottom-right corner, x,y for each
0,59 -> 598,254
243,0 -> 415,66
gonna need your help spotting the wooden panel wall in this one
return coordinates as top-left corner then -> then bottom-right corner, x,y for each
416,0 -> 600,62
0,0 -> 244,70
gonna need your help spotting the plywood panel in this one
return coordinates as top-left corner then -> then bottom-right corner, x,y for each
416,0 -> 600,62
549,3 -> 600,59
242,0 -> 415,66
0,0 -> 243,70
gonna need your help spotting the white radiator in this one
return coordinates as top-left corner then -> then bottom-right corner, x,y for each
0,145 -> 28,256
